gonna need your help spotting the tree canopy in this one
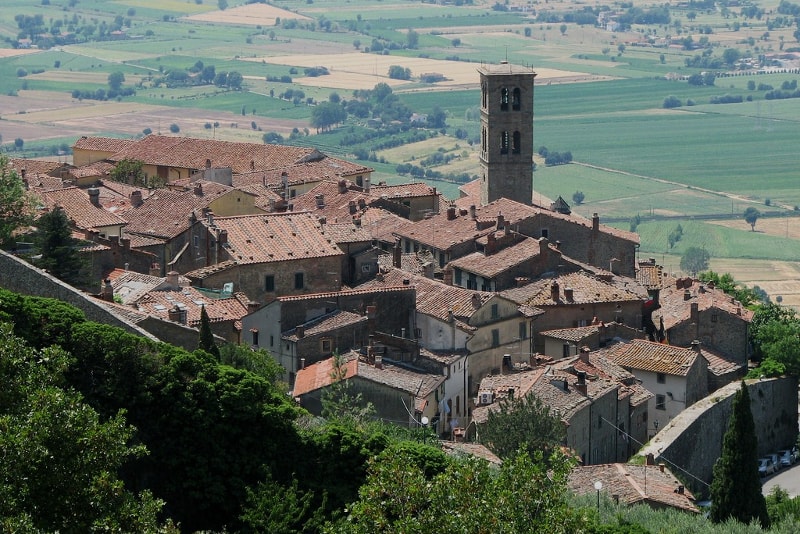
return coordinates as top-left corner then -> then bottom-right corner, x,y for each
680,246 -> 710,275
744,206 -> 761,231
0,154 -> 37,247
32,207 -> 88,287
710,382 -> 769,528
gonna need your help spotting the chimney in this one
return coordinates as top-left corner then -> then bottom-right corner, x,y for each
101,278 -> 114,302
319,216 -> 326,225
149,262 -> 161,276
296,325 -> 305,338
217,229 -> 227,247
691,339 -> 701,352
393,239 -> 402,268
338,180 -> 347,194
646,453 -> 655,465
349,200 -> 357,214
247,301 -> 260,314
205,158 -> 212,169
564,287 -> 574,302
469,204 -> 476,220
443,267 -> 453,286
677,485 -> 684,495
121,237 -> 130,250
551,281 -> 560,302
166,270 -> 179,289
496,213 -> 504,230
366,305 -> 377,331
515,277 -> 530,287
691,302 -> 699,322
194,182 -> 203,196
316,194 -> 325,209
707,280 -> 715,289
375,352 -> 383,369
167,305 -> 186,324
423,262 -> 434,279
486,232 -> 497,255
130,190 -> 143,207
683,289 -> 691,301
580,346 -> 590,364
447,206 -> 456,220
659,463 -> 666,473
353,217 -> 362,228
592,213 -> 599,232
363,175 -> 371,193
575,371 -> 587,396
676,278 -> 684,290
683,277 -> 692,288
358,198 -> 366,210
300,358 -> 306,369
88,187 -> 100,207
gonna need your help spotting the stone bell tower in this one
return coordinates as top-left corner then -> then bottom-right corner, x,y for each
478,61 -> 536,206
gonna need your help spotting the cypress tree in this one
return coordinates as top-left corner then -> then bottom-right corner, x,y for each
198,304 -> 220,359
709,381 -> 769,527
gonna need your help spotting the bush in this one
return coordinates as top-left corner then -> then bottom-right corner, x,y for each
169,123 -> 180,133
16,68 -> 27,77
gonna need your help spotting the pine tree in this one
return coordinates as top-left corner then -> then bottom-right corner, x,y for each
198,304 -> 220,359
33,207 -> 87,286
709,381 -> 769,527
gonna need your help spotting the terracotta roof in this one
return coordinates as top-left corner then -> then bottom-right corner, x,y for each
377,250 -> 434,276
553,352 -> 653,407
603,339 -> 699,376
39,186 -> 128,231
357,267 -> 492,326
568,464 -> 699,513
531,368 -> 617,421
290,180 -> 371,221
472,368 -> 547,423
68,161 -> 115,179
637,263 -> 664,290
501,271 -> 645,307
210,212 -> 344,265
293,351 -> 445,401
539,325 -> 601,342
73,135 -> 137,153
700,347 -> 743,377
360,207 -> 415,244
133,285 -> 249,328
105,134 -> 370,176
105,269 -> 191,305
370,182 -> 437,199
448,236 -> 544,278
26,173 -> 67,192
283,310 -> 367,340
652,277 -> 754,331
122,181 -> 235,239
8,157 -> 64,176
275,285 -> 415,304
321,221 -> 373,244
441,441 -> 502,465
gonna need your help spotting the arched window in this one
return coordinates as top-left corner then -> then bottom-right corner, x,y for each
512,87 -> 521,110
481,83 -> 487,109
500,131 -> 509,154
481,127 -> 487,153
512,131 -> 521,154
500,87 -> 509,111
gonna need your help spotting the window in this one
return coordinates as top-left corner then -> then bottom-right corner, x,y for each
562,343 -> 571,358
491,303 -> 499,319
265,275 -> 275,292
711,314 -> 718,323
657,372 -> 666,384
519,321 -> 527,340
251,330 -> 259,346
294,272 -> 304,289
193,235 -> 199,248
454,269 -> 463,285
491,329 -> 500,347
467,274 -> 477,290
598,415 -> 602,429
512,131 -> 521,154
321,338 -> 332,353
500,131 -> 509,154
500,87 -> 509,110
656,394 -> 666,411
541,228 -> 549,238
512,87 -> 521,110
270,335 -> 274,347
361,263 -> 372,273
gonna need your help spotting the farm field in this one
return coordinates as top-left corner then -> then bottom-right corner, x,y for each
1,0 -> 799,284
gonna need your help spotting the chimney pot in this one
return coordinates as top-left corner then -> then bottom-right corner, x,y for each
592,213 -> 599,232
551,281 -> 560,302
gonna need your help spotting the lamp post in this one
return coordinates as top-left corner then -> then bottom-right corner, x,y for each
594,480 -> 603,512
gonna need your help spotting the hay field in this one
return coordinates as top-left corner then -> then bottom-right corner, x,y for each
705,216 -> 800,240
708,257 -> 800,310
245,52 -> 592,91
185,4 -> 310,26
0,49 -> 41,59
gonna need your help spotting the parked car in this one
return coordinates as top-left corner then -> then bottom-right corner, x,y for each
758,457 -> 776,477
778,449 -> 795,467
768,453 -> 781,470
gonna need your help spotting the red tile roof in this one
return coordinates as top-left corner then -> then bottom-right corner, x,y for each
133,285 -> 249,328
501,271 -> 644,307
652,276 -> 754,330
568,463 -> 699,513
73,136 -> 137,153
39,186 -> 128,231
283,310 -> 366,340
603,339 -> 699,376
448,236 -> 544,278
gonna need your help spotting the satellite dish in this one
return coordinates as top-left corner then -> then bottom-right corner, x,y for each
421,417 -> 429,426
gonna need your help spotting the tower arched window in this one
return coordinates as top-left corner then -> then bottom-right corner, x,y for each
512,88 -> 521,110
500,87 -> 509,111
481,127 -> 487,153
512,131 -> 521,154
482,83 -> 487,109
500,131 -> 509,154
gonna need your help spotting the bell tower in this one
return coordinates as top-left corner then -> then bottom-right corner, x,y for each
478,62 -> 536,206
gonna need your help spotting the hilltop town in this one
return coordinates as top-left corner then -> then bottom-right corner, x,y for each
1,61 -> 798,530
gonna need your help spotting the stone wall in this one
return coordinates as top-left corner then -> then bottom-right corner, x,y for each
0,249 -> 158,340
639,377 -> 798,498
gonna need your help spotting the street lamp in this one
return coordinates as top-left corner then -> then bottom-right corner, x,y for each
594,480 -> 603,512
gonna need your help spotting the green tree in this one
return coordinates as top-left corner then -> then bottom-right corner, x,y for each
710,382 -> 769,528
218,0 -> 228,9
572,190 -> 585,205
478,393 -> 566,460
33,207 -> 87,286
0,323 -> 175,532
198,304 -> 220,359
406,28 -> 419,48
227,71 -> 243,89
241,472 -> 326,533
330,448 -> 585,533
321,352 -> 375,426
0,154 -> 37,246
723,47 -> 741,66
110,157 -> 146,186
560,23 -> 567,35
310,101 -> 347,133
680,246 -> 710,275
744,206 -> 760,231
107,71 -> 125,91
169,123 -> 180,133
388,65 -> 411,80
